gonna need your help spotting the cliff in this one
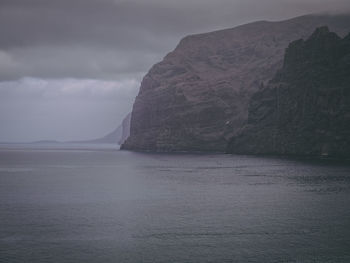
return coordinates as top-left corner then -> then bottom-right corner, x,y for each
118,112 -> 131,145
72,113 -> 131,145
122,14 -> 350,152
227,27 -> 350,157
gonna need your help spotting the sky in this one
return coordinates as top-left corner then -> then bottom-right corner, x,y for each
1,0 -> 350,142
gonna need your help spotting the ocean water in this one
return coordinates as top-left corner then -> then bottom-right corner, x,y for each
0,145 -> 350,263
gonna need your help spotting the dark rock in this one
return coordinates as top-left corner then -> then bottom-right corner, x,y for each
227,27 -> 350,158
123,14 -> 350,152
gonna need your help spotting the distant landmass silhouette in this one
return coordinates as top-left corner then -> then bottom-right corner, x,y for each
70,113 -> 131,145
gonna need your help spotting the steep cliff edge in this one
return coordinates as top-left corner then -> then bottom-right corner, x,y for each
118,112 -> 131,145
227,27 -> 350,157
71,113 -> 131,145
122,14 -> 350,152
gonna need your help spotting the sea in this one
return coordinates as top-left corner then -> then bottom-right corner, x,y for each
0,144 -> 350,263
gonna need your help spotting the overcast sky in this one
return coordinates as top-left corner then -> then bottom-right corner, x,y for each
1,0 -> 350,142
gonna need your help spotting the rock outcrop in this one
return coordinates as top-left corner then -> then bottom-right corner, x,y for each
122,14 -> 350,152
227,27 -> 350,157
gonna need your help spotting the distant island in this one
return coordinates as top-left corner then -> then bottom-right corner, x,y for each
23,113 -> 131,146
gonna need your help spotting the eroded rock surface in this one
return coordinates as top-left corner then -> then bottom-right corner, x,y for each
227,27 -> 350,157
122,14 -> 350,152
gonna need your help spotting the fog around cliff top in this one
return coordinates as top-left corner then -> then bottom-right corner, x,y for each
1,0 -> 349,142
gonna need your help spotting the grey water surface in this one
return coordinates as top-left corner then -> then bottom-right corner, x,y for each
1,145 -> 350,263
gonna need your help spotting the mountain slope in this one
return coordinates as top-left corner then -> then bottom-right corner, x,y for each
71,113 -> 131,145
122,14 -> 350,152
227,27 -> 350,157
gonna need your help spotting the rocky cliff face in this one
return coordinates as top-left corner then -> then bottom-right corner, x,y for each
118,112 -> 131,145
227,27 -> 350,157
122,14 -> 350,152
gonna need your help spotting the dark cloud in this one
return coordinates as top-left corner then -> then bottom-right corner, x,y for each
1,0 -> 350,81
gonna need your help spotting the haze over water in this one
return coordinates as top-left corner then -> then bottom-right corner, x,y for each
1,145 -> 350,262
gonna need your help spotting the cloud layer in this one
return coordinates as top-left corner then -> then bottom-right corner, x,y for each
1,0 -> 350,81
